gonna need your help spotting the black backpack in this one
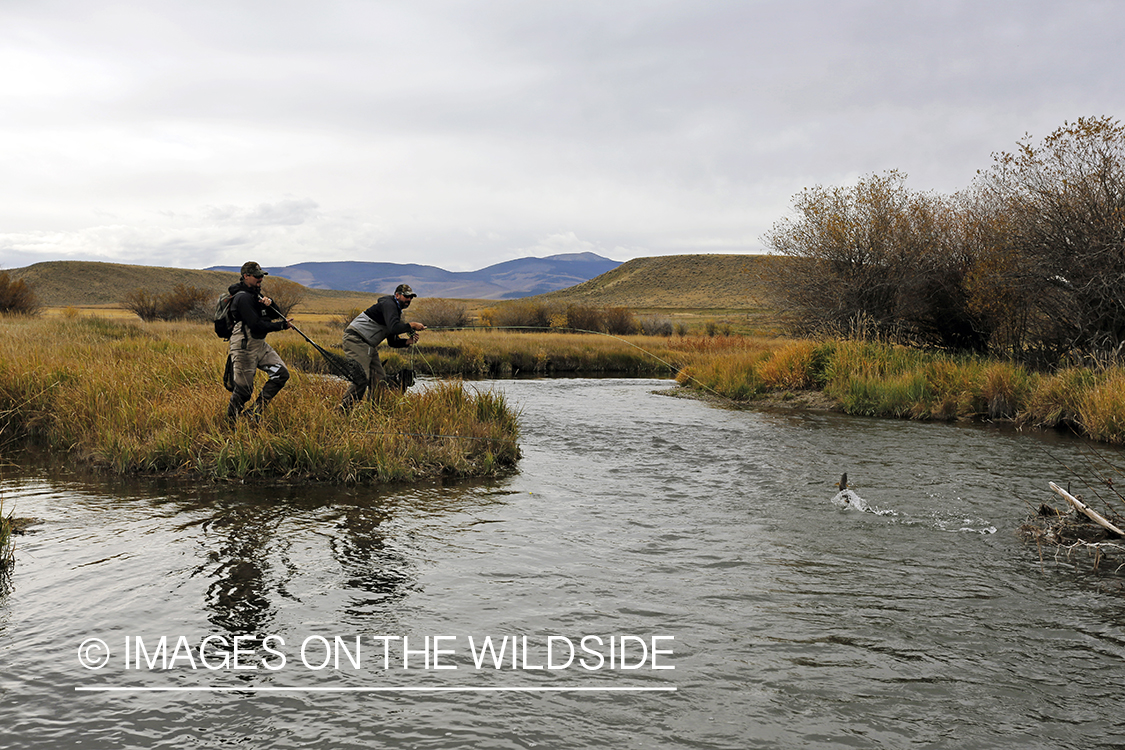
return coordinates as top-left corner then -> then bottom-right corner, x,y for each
213,292 -> 236,339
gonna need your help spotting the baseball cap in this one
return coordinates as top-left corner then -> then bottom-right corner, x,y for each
395,284 -> 417,298
240,261 -> 268,278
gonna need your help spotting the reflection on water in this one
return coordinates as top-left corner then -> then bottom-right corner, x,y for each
196,503 -> 281,637
2,378 -> 1125,749
176,495 -> 417,640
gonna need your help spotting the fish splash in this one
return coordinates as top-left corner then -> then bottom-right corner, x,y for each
831,488 -> 869,511
831,472 -> 895,515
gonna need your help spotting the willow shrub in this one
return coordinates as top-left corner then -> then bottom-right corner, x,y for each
0,317 -> 519,482
0,272 -> 41,315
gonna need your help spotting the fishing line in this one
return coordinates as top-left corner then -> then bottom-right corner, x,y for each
268,322 -> 734,443
255,303 -> 504,444
1024,438 -> 1125,563
348,429 -> 514,444
265,302 -> 354,381
1069,439 -> 1125,505
1033,435 -> 1125,516
418,325 -> 738,405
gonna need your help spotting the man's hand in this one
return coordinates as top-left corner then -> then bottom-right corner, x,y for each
411,322 -> 427,331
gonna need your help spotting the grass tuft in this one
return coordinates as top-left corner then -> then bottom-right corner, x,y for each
675,335 -> 1125,444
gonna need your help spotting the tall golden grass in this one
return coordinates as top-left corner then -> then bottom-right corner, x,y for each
677,337 -> 1125,444
0,317 -> 519,482
391,329 -> 702,378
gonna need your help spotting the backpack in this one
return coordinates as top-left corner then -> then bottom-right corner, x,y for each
213,291 -> 237,339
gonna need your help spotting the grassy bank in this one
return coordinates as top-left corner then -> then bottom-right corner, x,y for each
677,338 -> 1125,443
395,329 -> 688,378
276,325 -> 788,380
0,317 -> 519,483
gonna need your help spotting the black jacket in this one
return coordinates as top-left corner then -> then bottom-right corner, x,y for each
350,295 -> 412,348
228,282 -> 287,340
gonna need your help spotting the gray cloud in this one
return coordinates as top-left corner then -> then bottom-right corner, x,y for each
0,0 -> 1121,272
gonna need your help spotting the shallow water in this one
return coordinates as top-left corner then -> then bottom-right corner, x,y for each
2,377 -> 1124,749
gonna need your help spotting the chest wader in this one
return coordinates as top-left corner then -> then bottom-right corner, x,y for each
340,326 -> 392,412
227,325 -> 291,424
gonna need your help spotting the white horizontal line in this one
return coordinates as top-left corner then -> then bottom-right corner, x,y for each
76,685 -> 677,693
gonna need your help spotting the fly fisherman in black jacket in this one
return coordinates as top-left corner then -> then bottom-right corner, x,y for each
226,261 -> 293,424
340,284 -> 426,411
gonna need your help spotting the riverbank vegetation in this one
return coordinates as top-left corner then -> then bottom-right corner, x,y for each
676,336 -> 1125,442
379,328 -> 685,378
0,272 -> 40,316
763,117 -> 1125,367
0,316 -> 519,483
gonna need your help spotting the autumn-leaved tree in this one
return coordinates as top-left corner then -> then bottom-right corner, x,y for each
956,186 -> 1031,358
973,116 -> 1125,360
411,298 -> 470,328
264,277 -> 306,317
762,171 -> 987,349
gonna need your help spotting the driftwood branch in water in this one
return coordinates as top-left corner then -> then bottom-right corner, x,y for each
1049,482 -> 1125,538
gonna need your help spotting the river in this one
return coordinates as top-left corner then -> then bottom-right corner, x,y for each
1,377 -> 1124,749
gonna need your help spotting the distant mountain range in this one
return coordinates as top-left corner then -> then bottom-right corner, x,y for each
205,252 -> 622,300
8,253 -> 772,313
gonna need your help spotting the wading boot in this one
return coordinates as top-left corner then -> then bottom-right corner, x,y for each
340,382 -> 367,414
367,380 -> 395,408
243,397 -> 267,426
226,395 -> 247,425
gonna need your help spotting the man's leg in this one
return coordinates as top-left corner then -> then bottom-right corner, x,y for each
366,351 -> 388,398
341,329 -> 372,411
227,344 -> 256,422
245,344 -> 289,421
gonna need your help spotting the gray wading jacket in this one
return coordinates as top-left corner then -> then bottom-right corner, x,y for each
347,295 -> 413,348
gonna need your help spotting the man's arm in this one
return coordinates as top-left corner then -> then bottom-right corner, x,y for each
233,292 -> 287,337
377,296 -> 414,337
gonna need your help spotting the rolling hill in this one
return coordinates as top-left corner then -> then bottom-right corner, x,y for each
7,254 -> 778,315
6,261 -> 369,311
536,254 -> 775,309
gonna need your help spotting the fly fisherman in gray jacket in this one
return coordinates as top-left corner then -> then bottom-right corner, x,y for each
341,284 -> 427,411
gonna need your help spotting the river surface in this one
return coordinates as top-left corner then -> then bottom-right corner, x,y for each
2,377 -> 1124,749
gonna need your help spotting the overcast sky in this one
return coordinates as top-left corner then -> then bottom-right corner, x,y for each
1,0 -> 1120,272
